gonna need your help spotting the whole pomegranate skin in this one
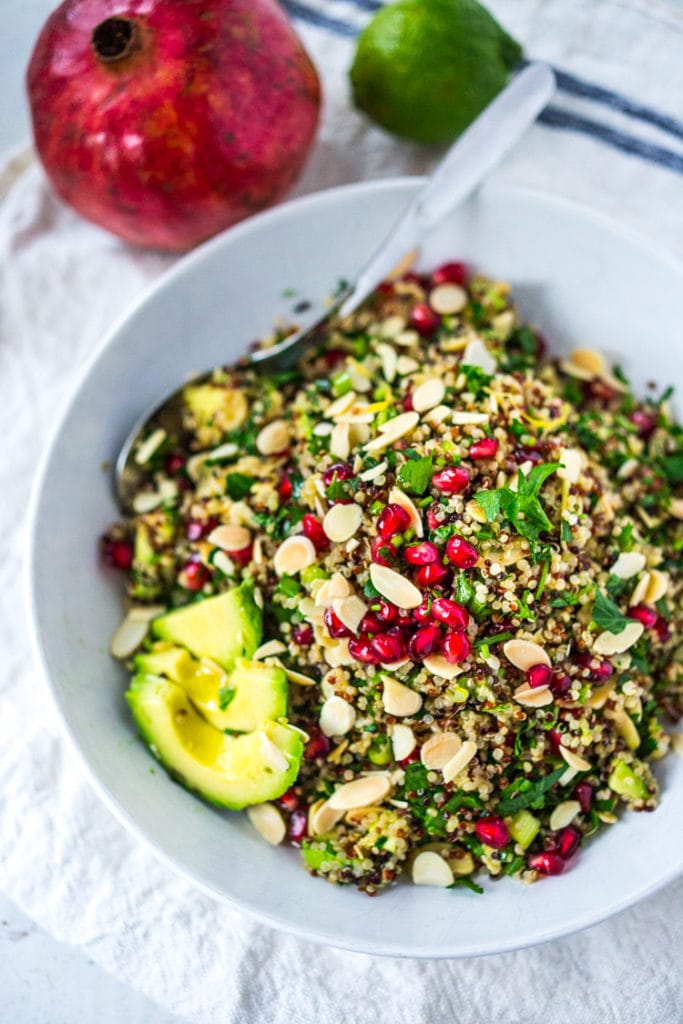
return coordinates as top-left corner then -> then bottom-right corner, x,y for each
27,0 -> 321,251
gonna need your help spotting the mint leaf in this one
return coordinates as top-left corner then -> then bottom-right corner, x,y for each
592,589 -> 631,634
496,766 -> 566,815
225,472 -> 253,500
217,686 -> 236,711
398,456 -> 434,495
474,489 -> 502,522
517,461 -> 561,498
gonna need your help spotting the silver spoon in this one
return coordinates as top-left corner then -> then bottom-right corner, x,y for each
116,62 -> 555,512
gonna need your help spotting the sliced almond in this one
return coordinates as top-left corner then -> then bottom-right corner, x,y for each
376,342 -> 398,383
513,684 -> 554,707
365,411 -> 419,452
564,347 -> 606,378
358,460 -> 388,483
424,404 -> 452,426
323,503 -> 362,543
587,682 -> 616,710
503,638 -> 551,671
206,441 -> 239,461
412,851 -> 454,888
319,695 -> 356,737
429,283 -> 467,315
330,421 -> 351,460
394,329 -> 420,348
323,639 -> 356,668
670,733 -> 683,756
246,803 -> 286,845
379,313 -> 407,336
315,572 -> 352,607
607,708 -> 640,750
327,773 -> 391,811
549,800 -> 581,832
412,378 -> 446,413
256,419 -> 290,456
451,411 -> 490,426
629,573 -> 650,607
670,498 -> 683,520
396,355 -> 419,375
110,606 -> 163,660
593,621 -> 643,656
252,639 -> 287,660
370,564 -> 422,609
462,337 -> 496,374
442,740 -> 477,783
423,654 -> 466,679
132,490 -> 164,514
326,391 -> 357,419
273,535 -> 317,576
259,733 -> 290,773
134,428 -> 167,466
279,664 -> 317,687
382,677 -> 423,717
391,724 -> 416,761
388,487 -> 423,537
611,551 -> 646,580
645,568 -> 669,604
559,746 -> 591,772
308,799 -> 344,836
208,524 -> 251,552
557,448 -> 584,486
332,594 -> 368,634
421,732 -> 462,770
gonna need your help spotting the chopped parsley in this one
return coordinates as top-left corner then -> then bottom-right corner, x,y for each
397,455 -> 434,495
474,462 -> 560,551
592,589 -> 631,634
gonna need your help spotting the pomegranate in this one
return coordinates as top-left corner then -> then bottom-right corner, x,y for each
431,261 -> 467,286
409,303 -> 440,336
27,0 -> 321,251
101,535 -> 133,569
526,664 -> 553,689
377,503 -> 411,538
469,437 -> 499,460
445,534 -> 479,568
475,816 -> 509,849
302,514 -> 328,552
432,466 -> 470,495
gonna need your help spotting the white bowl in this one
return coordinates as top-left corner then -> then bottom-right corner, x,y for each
27,180 -> 683,958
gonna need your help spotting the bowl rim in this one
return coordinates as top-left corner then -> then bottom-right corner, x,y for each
25,177 -> 683,959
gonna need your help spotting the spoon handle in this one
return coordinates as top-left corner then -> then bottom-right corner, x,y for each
338,61 -> 555,318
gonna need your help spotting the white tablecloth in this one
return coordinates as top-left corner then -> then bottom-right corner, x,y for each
2,2 -> 682,1021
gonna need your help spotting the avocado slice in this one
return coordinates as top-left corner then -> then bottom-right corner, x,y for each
127,674 -> 302,809
152,583 -> 261,670
135,646 -> 288,732
608,759 -> 650,802
183,383 -> 247,431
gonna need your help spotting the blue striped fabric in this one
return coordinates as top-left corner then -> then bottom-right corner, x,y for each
280,0 -> 683,177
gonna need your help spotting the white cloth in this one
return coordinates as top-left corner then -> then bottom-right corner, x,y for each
2,1 -> 683,1021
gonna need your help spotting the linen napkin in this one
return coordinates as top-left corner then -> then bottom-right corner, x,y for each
2,1 -> 683,1021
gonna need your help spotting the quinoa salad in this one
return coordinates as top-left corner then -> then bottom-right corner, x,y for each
104,261 -> 683,895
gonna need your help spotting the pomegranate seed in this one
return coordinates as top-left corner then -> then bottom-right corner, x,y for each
408,624 -> 441,661
426,505 -> 442,531
324,607 -> 352,639
102,537 -> 133,570
373,599 -> 397,624
302,513 -> 329,552
415,560 -> 449,586
371,632 -> 406,663
409,303 -> 441,336
402,271 -> 428,287
185,516 -> 218,541
183,561 -> 210,591
431,261 -> 467,286
557,826 -> 581,860
322,462 -> 354,487
228,544 -> 253,567
587,379 -> 618,403
403,393 -> 414,412
404,541 -> 439,565
377,503 -> 411,538
371,537 -> 394,566
304,727 -> 331,761
528,851 -> 565,876
574,654 -> 613,681
413,599 -> 433,624
475,816 -> 510,849
547,729 -> 563,754
654,616 -> 671,642
513,446 -> 543,465
376,281 -> 394,296
164,451 -> 186,475
628,605 -> 658,629
527,663 -> 553,689
445,534 -> 479,569
277,473 -> 293,501
287,809 -> 308,844
575,781 -> 592,813
278,787 -> 299,813
630,410 -> 657,438
431,598 -> 469,631
441,631 -> 471,664
550,673 -> 572,697
292,624 -> 313,646
469,437 -> 499,460
348,636 -> 381,664
359,613 -> 384,635
432,466 -> 470,494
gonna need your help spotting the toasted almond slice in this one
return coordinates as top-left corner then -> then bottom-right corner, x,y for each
423,654 -> 466,679
330,421 -> 351,460
277,662 -> 317,687
379,314 -> 408,337
617,457 -> 640,480
323,638 -> 355,668
421,732 -> 462,770
396,355 -> 419,375
315,572 -> 352,607
132,490 -> 164,514
429,283 -> 467,315
412,378 -> 446,413
259,733 -> 290,772
549,800 -> 581,832
206,441 -> 239,461
424,404 -> 452,426
359,460 -> 388,483
607,708 -> 640,750
645,568 -> 669,604
377,410 -> 419,436
503,638 -> 551,671
442,740 -> 477,783
670,497 -> 683,520
513,684 -> 554,707
559,746 -> 591,772
327,773 -> 391,811
332,594 -> 368,634
567,347 -> 607,377
593,621 -> 643,656
412,851 -> 454,888
319,695 -> 356,737
557,448 -> 584,485
110,608 -> 160,659
208,524 -> 251,552
376,342 -> 398,383
326,391 -> 357,419
247,803 -> 286,845
394,329 -> 420,348
308,799 -> 344,836
629,573 -> 650,607
611,551 -> 646,580
391,724 -> 416,761
256,419 -> 291,456
388,487 -> 423,537
451,411 -> 490,426
370,564 -> 423,609
323,503 -> 362,543
587,682 -> 615,710
462,337 -> 496,374
134,428 -> 167,465
559,766 -> 578,787
273,535 -> 317,576
382,677 -> 423,717
252,639 -> 287,660
312,421 -> 334,437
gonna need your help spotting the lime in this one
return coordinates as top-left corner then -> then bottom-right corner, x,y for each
350,0 -> 523,144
